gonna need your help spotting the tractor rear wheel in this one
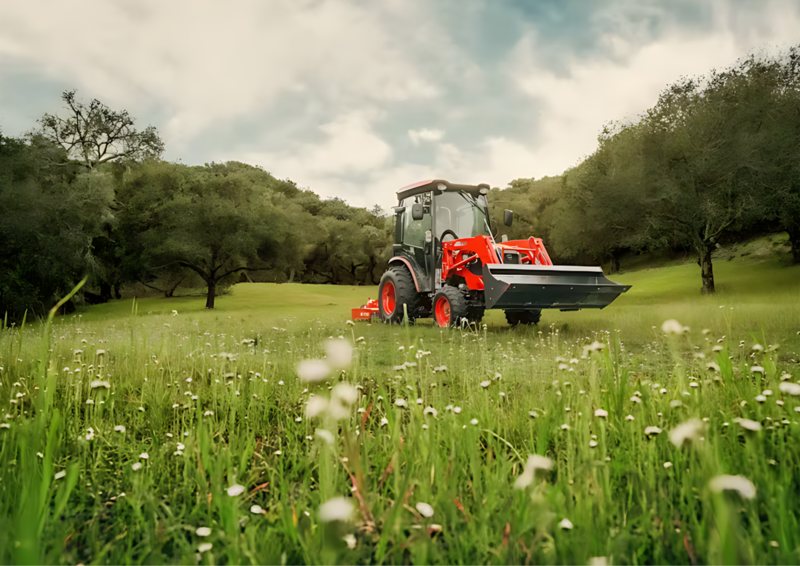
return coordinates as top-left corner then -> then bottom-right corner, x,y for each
433,286 -> 469,328
505,309 -> 542,326
378,266 -> 421,324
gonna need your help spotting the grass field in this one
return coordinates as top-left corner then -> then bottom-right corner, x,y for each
1,249 -> 799,564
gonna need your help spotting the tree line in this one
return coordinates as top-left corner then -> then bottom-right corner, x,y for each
1,92 -> 392,319
3,46 -> 799,319
491,47 -> 800,294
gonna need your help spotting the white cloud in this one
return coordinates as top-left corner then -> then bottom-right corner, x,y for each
508,0 -> 800,178
0,0 -> 438,149
237,111 -> 391,179
3,0 -> 800,210
409,128 -> 444,144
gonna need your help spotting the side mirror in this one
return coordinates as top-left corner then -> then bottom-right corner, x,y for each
503,209 -> 513,227
411,203 -> 424,221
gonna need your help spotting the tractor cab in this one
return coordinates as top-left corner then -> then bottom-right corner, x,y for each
378,179 -> 631,327
392,181 -> 493,294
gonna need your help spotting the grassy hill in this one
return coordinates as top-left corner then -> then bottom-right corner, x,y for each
2,236 -> 799,564
77,237 -> 800,356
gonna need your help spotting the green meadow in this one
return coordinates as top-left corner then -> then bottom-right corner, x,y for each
1,247 -> 799,564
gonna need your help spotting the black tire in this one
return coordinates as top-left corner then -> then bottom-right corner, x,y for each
433,285 -> 469,328
378,266 -> 422,324
505,309 -> 542,326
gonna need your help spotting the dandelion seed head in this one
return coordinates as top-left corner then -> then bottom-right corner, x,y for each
319,497 -> 353,522
415,502 -> 434,517
709,474 -> 756,499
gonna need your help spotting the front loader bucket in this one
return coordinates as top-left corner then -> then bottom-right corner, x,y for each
482,264 -> 631,310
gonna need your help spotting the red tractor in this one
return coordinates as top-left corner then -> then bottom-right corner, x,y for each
377,180 -> 630,327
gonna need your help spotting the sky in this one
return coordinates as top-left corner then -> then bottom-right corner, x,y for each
1,0 -> 799,209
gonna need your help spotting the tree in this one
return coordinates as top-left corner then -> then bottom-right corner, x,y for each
38,90 -> 164,170
125,161 -> 305,308
0,132 -> 113,318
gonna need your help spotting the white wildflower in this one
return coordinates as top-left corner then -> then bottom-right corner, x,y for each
325,340 -> 353,370
669,419 -> 704,447
319,497 -> 353,522
514,454 -> 553,489
332,383 -> 358,405
661,320 -> 687,335
736,418 -> 762,431
415,502 -> 434,518
297,359 -> 330,383
315,429 -> 335,445
709,475 -> 756,499
227,484 -> 246,497
306,397 -> 329,418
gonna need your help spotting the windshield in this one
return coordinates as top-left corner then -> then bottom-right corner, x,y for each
434,191 -> 491,240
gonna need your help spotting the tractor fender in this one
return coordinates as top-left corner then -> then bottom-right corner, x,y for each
388,256 -> 428,292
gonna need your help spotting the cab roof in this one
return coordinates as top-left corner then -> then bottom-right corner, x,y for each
396,179 -> 490,202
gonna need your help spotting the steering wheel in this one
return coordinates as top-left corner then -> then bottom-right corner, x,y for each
440,229 -> 459,242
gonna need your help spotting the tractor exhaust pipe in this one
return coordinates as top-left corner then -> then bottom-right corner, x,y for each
482,264 -> 631,311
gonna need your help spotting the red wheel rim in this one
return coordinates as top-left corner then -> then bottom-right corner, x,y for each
382,281 -> 396,314
435,296 -> 451,326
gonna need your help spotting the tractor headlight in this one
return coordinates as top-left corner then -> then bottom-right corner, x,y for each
479,187 -> 489,195
437,183 -> 447,191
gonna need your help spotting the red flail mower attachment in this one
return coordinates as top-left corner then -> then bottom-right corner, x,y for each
351,298 -> 380,321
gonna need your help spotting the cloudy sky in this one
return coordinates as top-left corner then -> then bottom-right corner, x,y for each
1,0 -> 799,208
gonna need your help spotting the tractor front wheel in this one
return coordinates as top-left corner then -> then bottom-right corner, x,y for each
433,286 -> 468,328
505,309 -> 542,326
378,266 -> 421,324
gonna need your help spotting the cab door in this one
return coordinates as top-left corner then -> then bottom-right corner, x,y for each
397,194 -> 433,289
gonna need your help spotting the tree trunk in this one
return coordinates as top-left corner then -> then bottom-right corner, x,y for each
700,244 -> 715,294
165,278 -> 183,298
205,280 -> 216,309
113,283 -> 122,300
288,268 -> 295,283
609,250 -> 621,274
789,225 -> 800,265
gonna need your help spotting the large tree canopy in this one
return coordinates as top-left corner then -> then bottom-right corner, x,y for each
119,161 -> 307,308
38,90 -> 164,170
0,132 -> 113,318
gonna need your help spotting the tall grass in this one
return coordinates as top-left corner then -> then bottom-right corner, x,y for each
0,289 -> 799,564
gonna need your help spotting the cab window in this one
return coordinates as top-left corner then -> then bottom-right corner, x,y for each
401,194 -> 431,247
